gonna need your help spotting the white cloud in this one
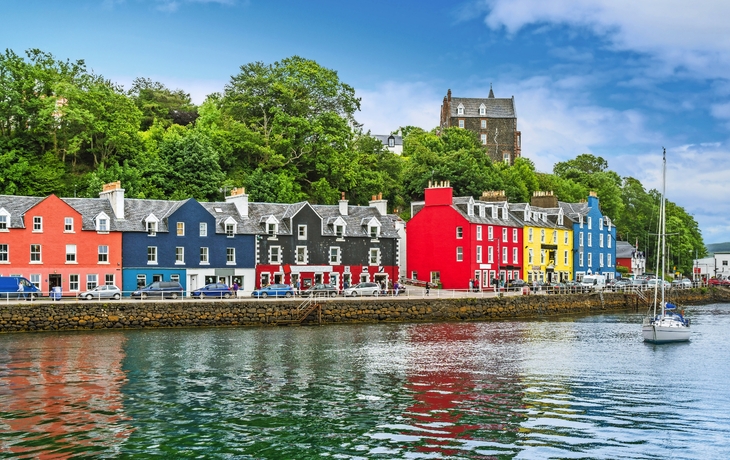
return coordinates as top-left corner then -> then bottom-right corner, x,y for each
356,81 -> 442,135
480,0 -> 730,78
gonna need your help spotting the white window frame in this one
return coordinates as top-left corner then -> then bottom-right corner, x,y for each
269,246 -> 281,264
588,233 -> 592,247
480,134 -> 487,145
296,246 -> 308,264
369,248 -> 381,265
600,234 -> 604,248
329,246 -> 341,264
177,222 -> 185,236
199,222 -> 207,237
226,247 -> 236,265
488,246 -> 494,263
502,228 -> 507,242
528,248 -> 533,264
488,226 -> 493,241
30,244 -> 41,263
476,226 -> 482,241
481,119 -> 486,129
298,224 -> 307,240
458,119 -> 464,128
69,274 -> 79,291
476,246 -> 482,263
86,274 -> 98,291
502,247 -> 507,264
175,247 -> 185,264
0,244 -> 7,263
564,250 -> 569,265
98,245 -> 109,263
33,216 -> 42,232
200,247 -> 209,264
513,247 -> 518,264
147,246 -> 157,264
513,228 -> 518,243
64,217 -> 74,232
66,244 -> 77,263
528,228 -> 533,243
456,227 -> 463,239
588,253 -> 593,267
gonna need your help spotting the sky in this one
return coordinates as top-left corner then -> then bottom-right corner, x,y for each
2,0 -> 730,244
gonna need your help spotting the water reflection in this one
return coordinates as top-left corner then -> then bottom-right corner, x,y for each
0,332 -> 130,458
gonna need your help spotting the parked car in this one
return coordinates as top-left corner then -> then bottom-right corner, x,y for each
251,284 -> 295,298
303,283 -> 338,297
507,279 -> 527,289
610,279 -> 631,291
708,278 -> 730,286
671,278 -> 692,289
646,278 -> 671,289
192,283 -> 232,299
0,276 -> 41,300
78,284 -> 122,300
131,281 -> 184,299
343,282 -> 380,297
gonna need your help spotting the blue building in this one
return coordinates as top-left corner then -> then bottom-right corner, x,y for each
560,192 -> 617,281
99,183 -> 256,295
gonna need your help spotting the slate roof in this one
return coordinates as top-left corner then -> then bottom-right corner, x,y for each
116,198 -> 187,232
372,134 -> 403,147
449,97 -> 516,118
312,203 -> 402,239
62,197 -> 121,231
0,195 -> 44,228
411,196 -> 523,228
616,241 -> 636,259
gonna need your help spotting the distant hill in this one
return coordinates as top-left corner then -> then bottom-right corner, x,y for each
707,242 -> 730,254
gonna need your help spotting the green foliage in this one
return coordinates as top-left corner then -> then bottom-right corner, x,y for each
129,78 -> 198,130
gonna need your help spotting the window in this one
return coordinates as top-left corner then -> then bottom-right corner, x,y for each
456,247 -> 463,262
296,246 -> 308,264
98,217 -> 109,233
608,254 -> 612,267
335,225 -> 344,238
227,247 -> 236,264
488,246 -> 494,263
513,247 -> 518,263
296,225 -> 307,240
479,104 -> 486,115
502,247 -> 508,264
481,119 -> 486,129
388,137 -> 395,147
458,119 -> 464,128
588,253 -> 593,266
456,227 -> 463,239
65,217 -> 74,232
98,245 -> 109,263
540,229 -> 545,243
600,253 -> 605,267
0,244 -> 7,262
599,234 -> 604,248
175,247 -> 185,264
199,222 -> 207,237
269,246 -> 281,264
457,104 -> 464,115
226,223 -> 235,237
147,246 -> 157,264
147,221 -> 157,236
30,274 -> 40,289
33,216 -> 42,232
564,231 -> 569,244
481,134 -> 487,145
608,236 -> 612,248
540,249 -> 545,264
329,247 -> 341,264
136,274 -> 146,288
200,247 -> 209,264
170,274 -> 179,283
488,226 -> 493,240
86,274 -> 98,290
580,215 -> 584,228
528,228 -> 533,242
599,219 -> 603,230
579,252 -> 584,267
502,228 -> 507,242
528,248 -> 533,264
65,245 -> 77,263
579,232 -> 584,247
588,233 -> 592,247
476,226 -> 482,241
503,152 -> 510,165
370,226 -> 379,239
513,228 -> 518,243
177,222 -> 185,236
369,248 -> 380,265
69,274 -> 79,291
30,244 -> 41,263
267,223 -> 277,235
588,217 -> 592,230
105,274 -> 115,285
553,230 -> 557,244
476,246 -> 482,263
0,214 -> 7,231
564,251 -> 569,265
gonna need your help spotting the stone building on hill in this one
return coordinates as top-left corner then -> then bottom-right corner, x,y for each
439,86 -> 521,165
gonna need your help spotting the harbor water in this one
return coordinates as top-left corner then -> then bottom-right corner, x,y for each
1,303 -> 729,459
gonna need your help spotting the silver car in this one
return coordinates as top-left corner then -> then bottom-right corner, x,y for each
343,282 -> 380,297
78,285 -> 122,300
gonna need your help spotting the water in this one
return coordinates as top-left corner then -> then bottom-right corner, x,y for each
1,304 -> 730,459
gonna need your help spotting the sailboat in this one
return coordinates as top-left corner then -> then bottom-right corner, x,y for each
642,149 -> 691,343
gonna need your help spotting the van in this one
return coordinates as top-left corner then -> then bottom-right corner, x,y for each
581,274 -> 607,291
131,281 -> 184,299
0,276 -> 41,300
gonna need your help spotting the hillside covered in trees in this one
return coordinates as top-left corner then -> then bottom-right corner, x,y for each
0,48 -> 706,274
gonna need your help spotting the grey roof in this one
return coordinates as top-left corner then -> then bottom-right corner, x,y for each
558,201 -> 589,221
411,196 -> 523,228
313,204 -> 402,238
372,134 -> 403,147
450,96 -> 516,118
62,197 -> 122,231
616,241 -> 636,258
0,195 -> 44,228
116,198 -> 187,232
508,203 -> 574,230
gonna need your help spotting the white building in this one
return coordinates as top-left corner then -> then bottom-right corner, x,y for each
693,252 -> 730,280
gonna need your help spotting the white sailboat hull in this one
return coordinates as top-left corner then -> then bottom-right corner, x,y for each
642,319 -> 691,343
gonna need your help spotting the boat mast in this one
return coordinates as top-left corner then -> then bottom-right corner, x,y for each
660,148 -> 667,316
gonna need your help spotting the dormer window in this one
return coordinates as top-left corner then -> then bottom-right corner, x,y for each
0,208 -> 10,231
457,103 -> 464,115
479,103 -> 486,116
467,202 -> 474,216
479,205 -> 485,218
599,219 -> 604,231
370,225 -> 379,239
491,206 -> 497,219
96,212 -> 110,233
267,223 -> 276,235
388,136 -> 395,148
261,215 -> 279,236
147,221 -> 157,235
224,217 -> 237,237
335,225 -> 344,237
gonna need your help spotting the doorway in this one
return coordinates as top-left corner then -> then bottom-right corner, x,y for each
49,274 -> 61,295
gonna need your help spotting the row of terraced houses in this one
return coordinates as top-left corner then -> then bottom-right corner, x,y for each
0,179 -> 619,297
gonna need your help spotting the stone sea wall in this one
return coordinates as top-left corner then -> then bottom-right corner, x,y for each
0,288 -> 726,333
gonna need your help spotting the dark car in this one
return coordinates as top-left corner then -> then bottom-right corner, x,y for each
131,281 -> 184,299
507,279 -> 527,289
304,283 -> 338,297
252,284 -> 295,298
192,283 -> 232,299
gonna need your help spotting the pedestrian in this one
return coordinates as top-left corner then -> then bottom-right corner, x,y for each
425,281 -> 430,296
296,279 -> 301,296
344,280 -> 350,290
394,280 -> 400,296
469,279 -> 473,292
17,282 -> 26,300
232,281 -> 239,297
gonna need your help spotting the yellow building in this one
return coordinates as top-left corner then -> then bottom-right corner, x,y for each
510,194 -> 573,283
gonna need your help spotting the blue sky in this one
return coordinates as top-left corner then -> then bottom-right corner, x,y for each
3,0 -> 730,244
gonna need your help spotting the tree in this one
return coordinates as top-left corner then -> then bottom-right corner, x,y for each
129,77 -> 198,130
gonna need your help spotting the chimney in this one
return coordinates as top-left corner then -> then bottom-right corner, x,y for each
530,191 -> 558,208
369,192 -> 387,216
339,192 -> 348,216
225,187 -> 249,217
479,190 -> 506,203
425,180 -> 453,206
99,181 -> 124,219
587,191 -> 600,210
447,89 -> 451,102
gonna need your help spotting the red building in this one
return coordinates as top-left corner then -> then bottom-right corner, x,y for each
0,193 -> 122,296
407,182 -> 523,290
